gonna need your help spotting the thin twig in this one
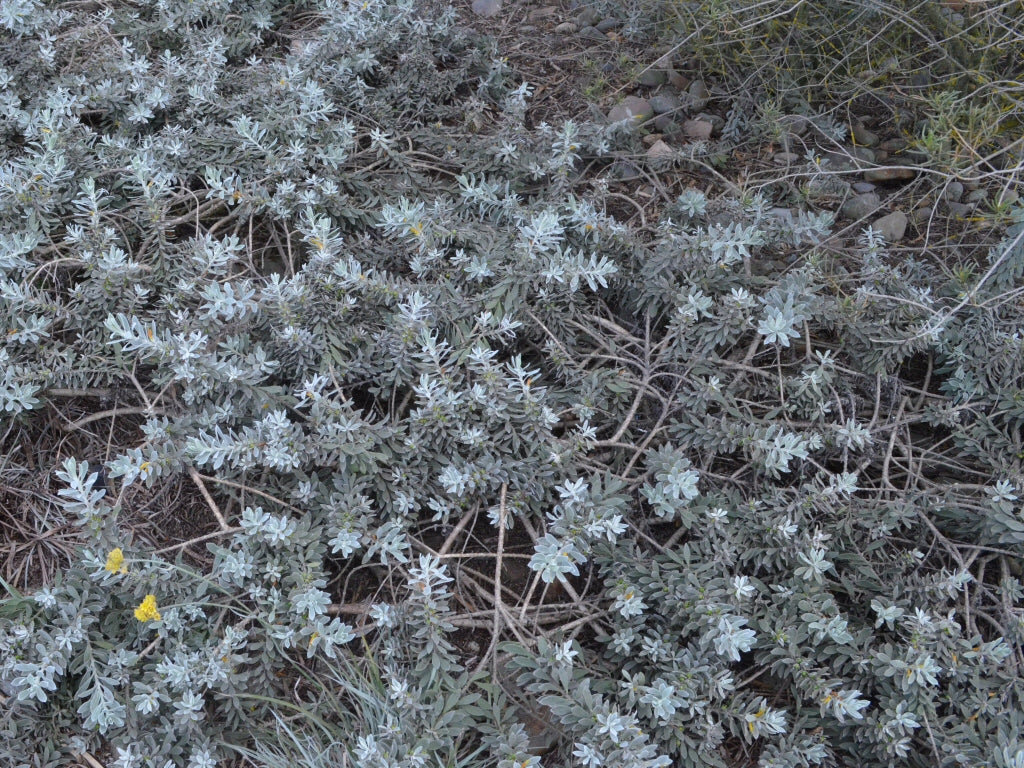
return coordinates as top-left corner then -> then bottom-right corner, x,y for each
61,406 -> 161,432
188,467 -> 230,531
153,527 -> 241,555
474,485 -> 507,679
196,473 -> 303,513
437,504 -> 479,557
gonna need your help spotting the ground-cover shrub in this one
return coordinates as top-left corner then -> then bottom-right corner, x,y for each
0,0 -> 1022,767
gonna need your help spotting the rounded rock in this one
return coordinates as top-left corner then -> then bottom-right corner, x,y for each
649,93 -> 682,114
879,138 -> 907,153
471,0 -> 502,17
852,123 -> 879,147
608,96 -> 653,124
653,115 -> 680,133
840,193 -> 882,220
682,118 -> 714,140
607,160 -> 642,181
647,140 -> 675,162
637,69 -> 668,87
911,206 -> 934,226
851,146 -> 876,164
773,152 -> 800,165
527,6 -> 558,21
864,167 -> 916,183
687,80 -> 709,111
872,211 -> 908,242
695,112 -> 724,132
996,188 -> 1020,207
943,181 -> 964,203
667,70 -> 689,89
579,26 -> 608,43
778,114 -> 811,136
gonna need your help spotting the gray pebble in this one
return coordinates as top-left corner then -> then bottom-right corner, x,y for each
872,211 -> 908,242
840,193 -> 882,220
667,70 -> 689,89
653,115 -> 680,133
607,160 -> 642,181
944,201 -> 972,218
996,188 -> 1019,207
943,181 -> 964,203
773,152 -> 800,164
851,146 -> 876,164
911,206 -> 934,226
819,151 -> 857,172
647,140 -> 675,162
608,96 -> 653,123
695,112 -> 724,131
595,17 -> 620,32
578,26 -> 607,43
864,167 -> 916,183
682,118 -> 714,140
852,123 -> 879,147
527,6 -> 557,21
852,182 -> 876,193
554,21 -> 577,33
637,69 -> 667,87
471,0 -> 502,17
768,207 -> 796,224
778,115 -> 811,136
577,7 -> 600,26
879,138 -> 907,153
687,80 -> 709,111
649,93 -> 681,114
965,189 -> 987,204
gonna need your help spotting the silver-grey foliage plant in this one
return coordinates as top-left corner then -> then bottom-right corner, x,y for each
1,0 -> 1023,767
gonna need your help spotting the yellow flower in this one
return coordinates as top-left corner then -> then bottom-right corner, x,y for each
104,548 -> 128,575
134,594 -> 161,622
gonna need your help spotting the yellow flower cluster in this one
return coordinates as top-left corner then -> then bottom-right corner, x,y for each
134,594 -> 161,622
104,547 -> 128,575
